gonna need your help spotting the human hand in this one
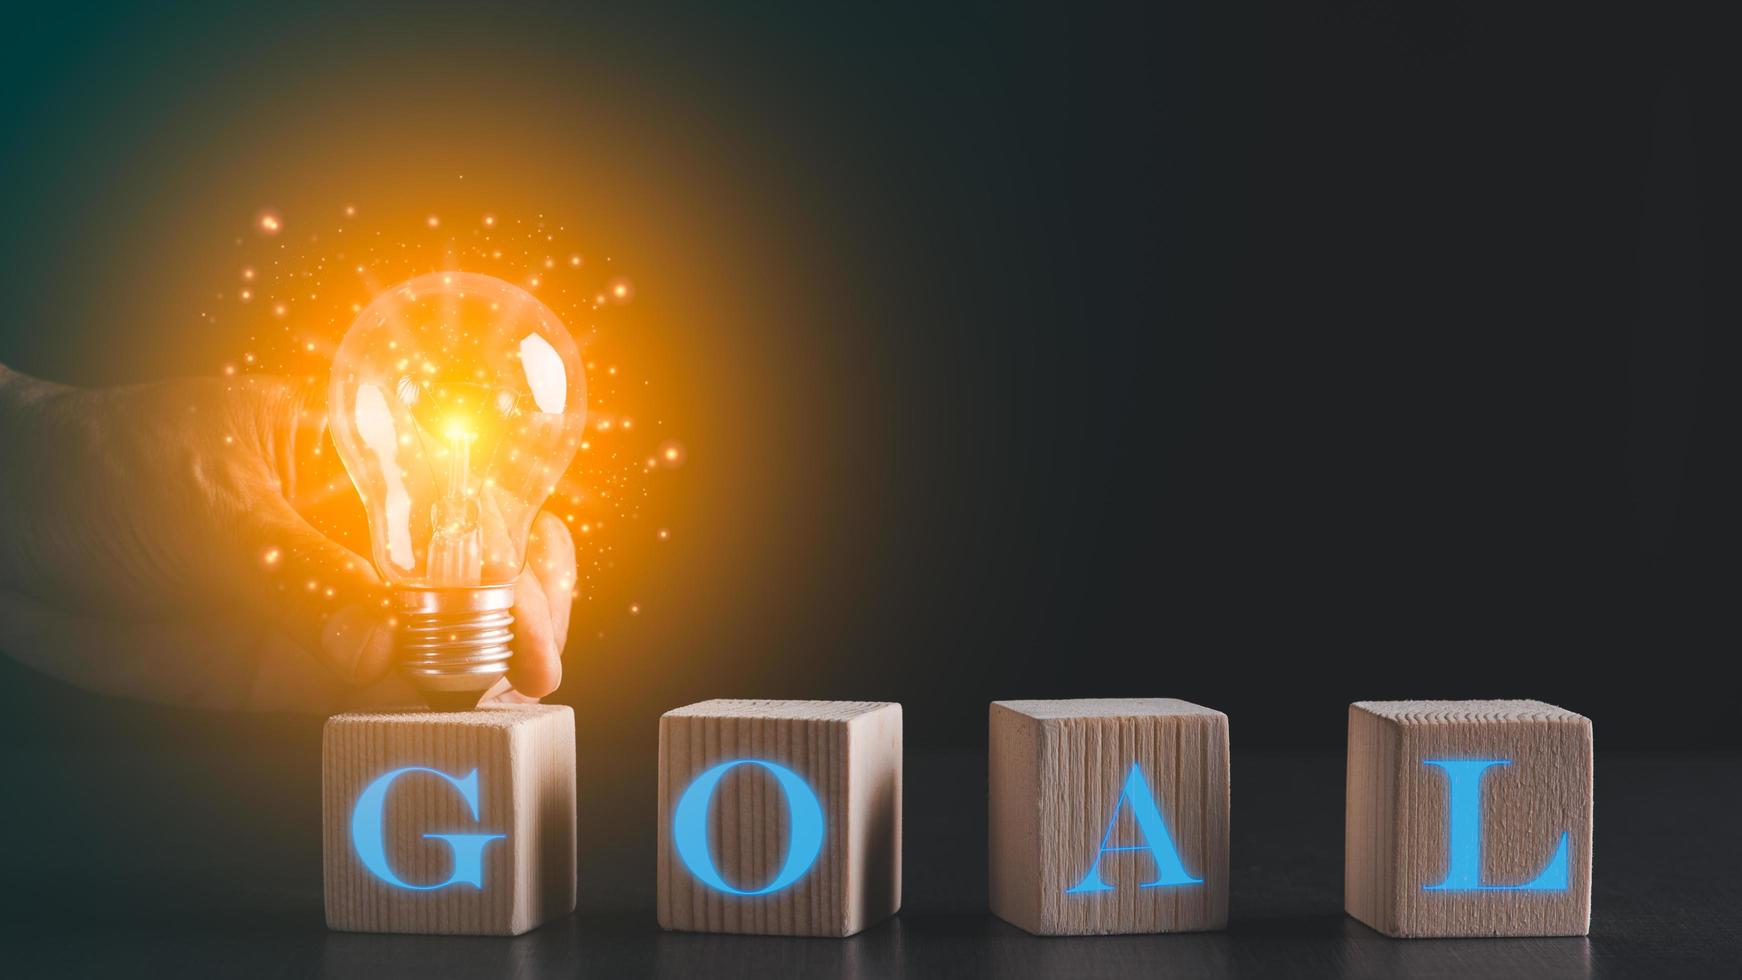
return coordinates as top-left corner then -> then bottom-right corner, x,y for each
0,365 -> 576,712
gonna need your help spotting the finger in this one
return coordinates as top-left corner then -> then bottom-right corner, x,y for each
237,496 -> 394,687
319,601 -> 396,686
234,375 -> 332,502
244,627 -> 419,712
529,512 -> 576,655
478,676 -> 539,705
508,568 -> 560,698
505,512 -> 575,698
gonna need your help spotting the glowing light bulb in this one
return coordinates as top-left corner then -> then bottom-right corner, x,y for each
330,271 -> 587,710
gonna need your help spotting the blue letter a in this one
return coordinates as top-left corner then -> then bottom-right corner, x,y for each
1421,760 -> 1569,892
1065,762 -> 1202,894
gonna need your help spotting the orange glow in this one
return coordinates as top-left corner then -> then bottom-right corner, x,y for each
214,194 -> 687,649
256,210 -> 282,235
49,49 -> 853,738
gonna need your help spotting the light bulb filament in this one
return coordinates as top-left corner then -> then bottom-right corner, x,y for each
428,420 -> 483,587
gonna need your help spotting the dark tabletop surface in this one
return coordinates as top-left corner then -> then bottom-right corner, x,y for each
2,743 -> 1738,978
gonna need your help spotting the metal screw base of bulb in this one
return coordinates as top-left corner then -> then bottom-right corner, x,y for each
395,585 -> 515,712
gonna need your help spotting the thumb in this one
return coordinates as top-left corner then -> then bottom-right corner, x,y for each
238,497 -> 395,686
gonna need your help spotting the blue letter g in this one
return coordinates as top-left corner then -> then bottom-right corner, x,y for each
350,766 -> 507,891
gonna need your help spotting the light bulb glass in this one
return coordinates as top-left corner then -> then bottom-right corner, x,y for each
330,271 -> 586,590
328,271 -> 586,709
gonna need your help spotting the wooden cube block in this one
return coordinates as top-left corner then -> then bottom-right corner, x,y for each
656,699 -> 902,937
988,698 -> 1230,936
1344,700 -> 1593,938
323,704 -> 576,935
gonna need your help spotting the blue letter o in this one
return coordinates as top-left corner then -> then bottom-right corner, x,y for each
672,760 -> 825,895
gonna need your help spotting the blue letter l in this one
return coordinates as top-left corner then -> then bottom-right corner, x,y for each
1421,759 -> 1569,892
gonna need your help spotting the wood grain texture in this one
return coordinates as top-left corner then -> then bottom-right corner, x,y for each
656,699 -> 902,937
323,704 -> 576,936
1344,699 -> 1593,938
989,698 -> 1230,936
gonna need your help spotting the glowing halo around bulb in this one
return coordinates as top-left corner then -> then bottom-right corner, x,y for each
329,271 -> 588,709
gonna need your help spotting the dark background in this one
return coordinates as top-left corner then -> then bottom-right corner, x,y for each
2,2 -> 1734,748
2,3 -> 1740,975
